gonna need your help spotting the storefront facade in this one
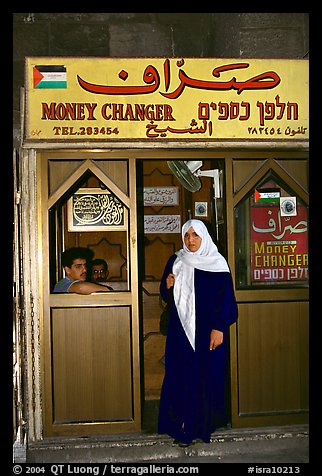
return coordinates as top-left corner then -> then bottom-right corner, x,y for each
14,56 -> 308,443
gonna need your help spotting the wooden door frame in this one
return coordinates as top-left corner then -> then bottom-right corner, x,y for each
32,146 -> 308,438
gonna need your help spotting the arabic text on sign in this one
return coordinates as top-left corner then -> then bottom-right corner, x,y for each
26,57 -> 308,141
144,215 -> 181,234
77,60 -> 281,99
251,209 -> 307,240
143,187 -> 179,206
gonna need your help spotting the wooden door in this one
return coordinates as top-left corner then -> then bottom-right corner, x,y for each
229,153 -> 309,427
38,152 -> 141,436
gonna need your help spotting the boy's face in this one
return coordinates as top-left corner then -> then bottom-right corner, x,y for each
64,258 -> 87,281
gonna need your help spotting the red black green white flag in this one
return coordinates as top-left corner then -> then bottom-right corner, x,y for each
254,189 -> 280,203
33,65 -> 67,89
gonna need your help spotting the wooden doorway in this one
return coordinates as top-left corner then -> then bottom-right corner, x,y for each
140,158 -> 227,429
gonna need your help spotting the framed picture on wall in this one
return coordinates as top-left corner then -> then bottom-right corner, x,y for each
67,188 -> 127,231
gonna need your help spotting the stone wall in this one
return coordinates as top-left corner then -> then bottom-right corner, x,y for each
13,12 -> 309,146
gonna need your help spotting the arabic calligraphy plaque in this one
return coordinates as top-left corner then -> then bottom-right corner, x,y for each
67,188 -> 127,231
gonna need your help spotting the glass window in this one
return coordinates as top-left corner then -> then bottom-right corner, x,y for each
235,173 -> 308,289
49,171 -> 129,292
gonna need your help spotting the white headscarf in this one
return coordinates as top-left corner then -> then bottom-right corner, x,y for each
173,219 -> 230,350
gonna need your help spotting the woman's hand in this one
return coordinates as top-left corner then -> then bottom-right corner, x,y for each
210,329 -> 223,350
166,273 -> 175,289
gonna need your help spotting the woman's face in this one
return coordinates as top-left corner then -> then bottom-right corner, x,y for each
184,226 -> 202,252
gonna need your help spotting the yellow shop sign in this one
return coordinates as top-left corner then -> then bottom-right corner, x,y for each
24,57 -> 309,142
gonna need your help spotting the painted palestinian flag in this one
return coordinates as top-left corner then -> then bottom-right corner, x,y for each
254,188 -> 280,203
33,65 -> 67,89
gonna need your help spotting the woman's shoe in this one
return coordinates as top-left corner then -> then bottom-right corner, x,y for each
172,439 -> 192,447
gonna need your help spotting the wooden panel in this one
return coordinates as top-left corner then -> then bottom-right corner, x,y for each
144,237 -> 177,281
142,281 -> 165,400
144,334 -> 166,400
275,159 -> 308,191
143,160 -> 182,281
233,159 -> 264,193
237,301 -> 309,416
233,158 -> 308,193
48,160 -> 85,196
93,160 -> 129,195
51,307 -> 133,423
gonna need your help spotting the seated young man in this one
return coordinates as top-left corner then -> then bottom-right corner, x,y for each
53,247 -> 111,294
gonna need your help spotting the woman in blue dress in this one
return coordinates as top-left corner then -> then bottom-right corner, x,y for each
158,219 -> 238,446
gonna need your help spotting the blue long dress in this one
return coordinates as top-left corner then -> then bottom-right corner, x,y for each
158,254 -> 238,444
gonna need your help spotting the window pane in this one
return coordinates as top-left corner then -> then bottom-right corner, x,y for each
235,175 -> 308,289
